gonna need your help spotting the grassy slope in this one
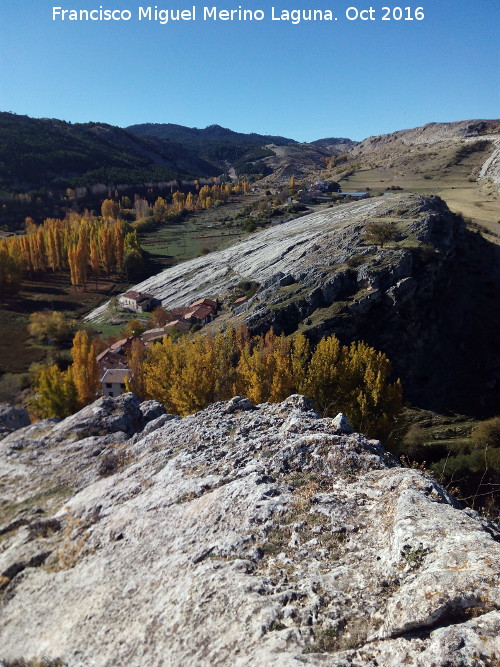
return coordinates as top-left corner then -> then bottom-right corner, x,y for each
322,140 -> 499,237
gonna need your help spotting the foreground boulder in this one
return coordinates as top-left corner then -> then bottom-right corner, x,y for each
0,394 -> 498,666
0,403 -> 30,439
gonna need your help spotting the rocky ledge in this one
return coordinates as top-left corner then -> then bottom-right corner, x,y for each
0,394 -> 499,666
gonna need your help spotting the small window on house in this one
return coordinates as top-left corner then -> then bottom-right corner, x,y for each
106,383 -> 112,388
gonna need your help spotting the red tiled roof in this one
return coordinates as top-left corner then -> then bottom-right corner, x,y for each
169,307 -> 192,319
122,290 -> 141,300
109,338 -> 128,352
191,298 -> 217,308
96,348 -> 111,363
108,337 -> 134,354
164,319 -> 191,333
185,305 -> 214,320
97,350 -> 129,373
141,328 -> 166,343
122,290 -> 154,302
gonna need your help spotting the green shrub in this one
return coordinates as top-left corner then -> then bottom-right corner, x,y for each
472,417 -> 500,449
364,222 -> 398,247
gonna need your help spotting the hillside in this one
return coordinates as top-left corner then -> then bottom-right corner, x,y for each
127,122 -> 299,177
254,142 -> 355,184
0,112 -> 218,194
0,113 -> 356,195
127,121 -> 296,152
0,394 -> 498,665
310,137 -> 356,149
0,112 -> 354,229
313,119 -> 500,235
127,122 -> 354,179
87,193 -> 500,416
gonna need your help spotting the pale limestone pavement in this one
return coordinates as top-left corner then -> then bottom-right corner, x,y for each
85,197 -> 382,323
0,393 -> 498,666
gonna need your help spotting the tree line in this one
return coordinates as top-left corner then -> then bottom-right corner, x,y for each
132,181 -> 251,227
33,326 -> 403,441
0,214 -> 142,292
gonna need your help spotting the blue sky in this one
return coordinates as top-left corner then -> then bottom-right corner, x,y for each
0,0 -> 498,141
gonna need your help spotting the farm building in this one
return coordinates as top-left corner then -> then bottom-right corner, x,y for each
119,291 -> 160,313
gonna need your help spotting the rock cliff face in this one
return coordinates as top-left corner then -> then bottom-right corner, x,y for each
235,195 -> 500,414
87,194 -> 499,413
1,394 -> 499,666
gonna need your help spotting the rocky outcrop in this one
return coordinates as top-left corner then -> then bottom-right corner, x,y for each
85,196 -> 384,322
0,394 -> 498,666
86,193 -> 499,414
0,403 -> 30,439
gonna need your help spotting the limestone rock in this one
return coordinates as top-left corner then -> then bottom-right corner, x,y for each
0,395 -> 498,666
0,403 -> 30,439
331,412 -> 352,434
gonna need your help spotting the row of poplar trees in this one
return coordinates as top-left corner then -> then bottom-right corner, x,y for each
0,214 -> 141,292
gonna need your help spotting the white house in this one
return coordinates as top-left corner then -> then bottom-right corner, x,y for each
100,368 -> 130,398
119,291 -> 160,313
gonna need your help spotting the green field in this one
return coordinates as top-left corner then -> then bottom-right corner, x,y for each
139,194 -> 261,271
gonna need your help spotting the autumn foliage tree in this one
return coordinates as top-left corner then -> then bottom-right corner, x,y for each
125,338 -> 147,400
0,243 -> 23,294
32,328 -> 100,418
139,327 -> 403,440
28,311 -> 75,345
32,365 -> 78,419
364,222 -> 398,248
0,215 -> 131,290
101,199 -> 120,220
72,330 -> 100,406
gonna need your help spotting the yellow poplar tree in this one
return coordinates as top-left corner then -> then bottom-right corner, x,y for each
125,338 -> 147,400
90,240 -> 100,290
113,222 -> 124,272
268,333 -> 294,402
304,335 -> 342,414
72,330 -> 99,406
291,333 -> 311,394
33,364 -> 78,419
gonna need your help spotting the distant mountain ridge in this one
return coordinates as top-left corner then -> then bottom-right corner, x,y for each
0,112 -> 353,196
310,136 -> 357,148
126,122 -> 359,181
3,111 -> 497,214
126,122 -> 296,146
126,122 -> 301,174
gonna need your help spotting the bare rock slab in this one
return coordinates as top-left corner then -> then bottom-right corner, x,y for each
0,394 -> 498,666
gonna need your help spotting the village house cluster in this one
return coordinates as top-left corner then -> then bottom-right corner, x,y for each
294,180 -> 369,204
98,295 -> 219,397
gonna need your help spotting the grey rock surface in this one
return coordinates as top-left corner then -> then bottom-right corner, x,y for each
0,403 -> 30,439
0,394 -> 498,666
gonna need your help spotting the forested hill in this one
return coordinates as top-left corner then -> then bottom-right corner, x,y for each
0,113 -> 344,195
126,122 -> 297,163
0,112 -> 219,194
